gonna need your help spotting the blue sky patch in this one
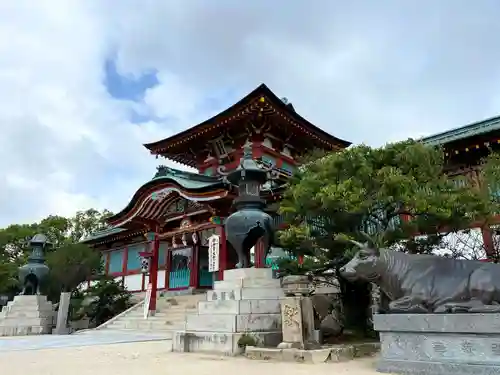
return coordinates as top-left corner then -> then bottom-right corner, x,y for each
104,58 -> 159,102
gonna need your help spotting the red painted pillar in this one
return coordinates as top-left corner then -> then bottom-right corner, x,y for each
298,255 -> 304,265
190,244 -> 199,288
104,253 -> 110,274
254,238 -> 265,268
218,224 -> 227,281
165,247 -> 172,289
149,228 -> 160,312
122,246 -> 128,274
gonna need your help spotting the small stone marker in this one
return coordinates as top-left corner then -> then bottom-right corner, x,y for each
53,292 -> 71,335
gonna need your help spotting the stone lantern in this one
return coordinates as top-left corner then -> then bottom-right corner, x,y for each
18,234 -> 51,295
218,144 -> 277,268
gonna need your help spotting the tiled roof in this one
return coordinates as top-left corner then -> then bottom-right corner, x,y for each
421,115 -> 500,146
81,227 -> 127,243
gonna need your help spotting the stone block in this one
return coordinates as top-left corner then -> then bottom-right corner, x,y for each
245,347 -> 284,361
206,287 -> 283,301
186,314 -> 236,332
197,299 -> 281,315
223,268 -> 273,281
279,296 -> 317,348
185,313 -> 281,332
374,313 -> 500,374
214,278 -> 281,290
245,343 -> 380,363
172,330 -> 281,356
245,347 -> 332,363
282,348 -> 332,363
375,313 -> 500,334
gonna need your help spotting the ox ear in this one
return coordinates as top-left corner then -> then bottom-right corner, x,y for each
367,243 -> 380,256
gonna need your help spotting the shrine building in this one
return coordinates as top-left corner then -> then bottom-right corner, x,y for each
421,115 -> 500,258
82,84 -> 351,299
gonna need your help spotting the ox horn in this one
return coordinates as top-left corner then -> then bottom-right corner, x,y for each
348,239 -> 366,249
359,231 -> 376,246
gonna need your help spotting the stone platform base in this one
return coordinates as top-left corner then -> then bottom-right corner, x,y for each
378,360 -> 500,375
374,313 -> 500,374
0,295 -> 55,336
172,268 -> 283,355
245,342 -> 380,363
172,331 -> 281,356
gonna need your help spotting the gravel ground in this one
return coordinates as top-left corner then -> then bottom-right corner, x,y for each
1,340 -> 385,375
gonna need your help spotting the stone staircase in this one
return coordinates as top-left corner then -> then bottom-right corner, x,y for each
91,293 -> 206,337
0,295 -> 55,336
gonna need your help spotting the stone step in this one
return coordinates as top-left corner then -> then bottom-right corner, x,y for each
206,287 -> 283,301
213,278 -> 281,290
99,328 -> 175,339
97,292 -> 207,334
125,313 -> 191,321
198,299 -> 281,315
223,268 -> 273,281
0,317 -> 54,327
185,313 -> 281,333
0,325 -> 51,336
0,310 -> 55,319
108,320 -> 184,330
3,303 -> 53,311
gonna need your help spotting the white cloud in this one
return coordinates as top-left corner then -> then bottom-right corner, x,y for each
2,0 -> 500,226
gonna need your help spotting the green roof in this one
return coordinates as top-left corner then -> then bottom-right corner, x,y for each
81,227 -> 127,243
151,166 -> 223,189
421,115 -> 500,146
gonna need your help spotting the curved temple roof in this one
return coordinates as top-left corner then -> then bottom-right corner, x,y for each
109,166 -> 227,227
143,84 -> 351,166
82,167 -> 229,243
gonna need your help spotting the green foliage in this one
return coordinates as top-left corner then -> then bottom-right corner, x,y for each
0,208 -> 112,298
68,289 -> 86,321
45,243 -> 102,299
481,151 -> 500,212
81,277 -> 132,327
0,261 -> 18,295
237,332 -> 258,348
279,140 -> 493,264
276,256 -> 319,276
69,209 -> 113,243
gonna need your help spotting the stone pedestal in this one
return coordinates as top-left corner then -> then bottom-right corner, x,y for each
374,313 -> 500,375
172,268 -> 283,355
0,295 -> 55,336
278,296 -> 317,349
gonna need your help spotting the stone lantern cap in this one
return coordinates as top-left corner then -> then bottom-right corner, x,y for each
219,144 -> 272,186
29,233 -> 50,247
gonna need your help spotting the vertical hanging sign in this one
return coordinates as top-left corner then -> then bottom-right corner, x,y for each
208,234 -> 220,272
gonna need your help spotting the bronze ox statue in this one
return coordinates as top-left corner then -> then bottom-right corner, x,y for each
339,238 -> 500,314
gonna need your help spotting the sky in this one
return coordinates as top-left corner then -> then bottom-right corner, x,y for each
2,0 -> 500,227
